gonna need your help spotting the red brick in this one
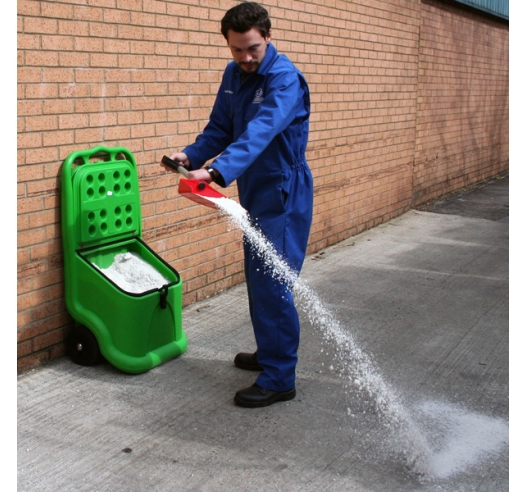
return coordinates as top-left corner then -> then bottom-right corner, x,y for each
25,51 -> 59,66
130,11 -> 156,26
23,17 -> 58,34
24,115 -> 58,132
74,127 -> 104,143
41,2 -> 73,19
103,7 -> 131,25
17,352 -> 51,373
17,101 -> 42,116
17,0 -> 40,16
43,99 -> 74,114
73,5 -> 103,22
59,52 -> 91,67
57,114 -> 87,130
75,37 -> 104,52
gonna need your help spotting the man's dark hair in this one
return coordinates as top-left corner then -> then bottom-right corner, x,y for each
221,2 -> 271,40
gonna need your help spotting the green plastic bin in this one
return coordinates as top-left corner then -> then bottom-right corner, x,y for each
61,146 -> 187,374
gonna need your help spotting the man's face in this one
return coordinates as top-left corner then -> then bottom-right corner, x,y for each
226,27 -> 271,74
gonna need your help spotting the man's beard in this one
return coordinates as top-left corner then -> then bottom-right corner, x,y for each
239,61 -> 259,73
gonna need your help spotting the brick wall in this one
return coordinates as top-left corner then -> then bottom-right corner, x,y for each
305,0 -> 421,251
413,0 -> 509,203
17,0 -> 509,372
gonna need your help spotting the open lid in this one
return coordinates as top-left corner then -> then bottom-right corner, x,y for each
62,147 -> 142,250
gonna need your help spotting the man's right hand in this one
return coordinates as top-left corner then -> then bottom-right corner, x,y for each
161,152 -> 191,171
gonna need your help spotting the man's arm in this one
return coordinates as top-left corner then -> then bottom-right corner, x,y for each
210,70 -> 306,186
183,70 -> 234,170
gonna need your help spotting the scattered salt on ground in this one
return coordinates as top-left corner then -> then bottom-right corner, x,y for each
95,252 -> 170,294
412,400 -> 509,480
208,196 -> 427,465
206,194 -> 509,481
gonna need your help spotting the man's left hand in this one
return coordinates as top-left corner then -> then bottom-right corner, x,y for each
188,169 -> 213,182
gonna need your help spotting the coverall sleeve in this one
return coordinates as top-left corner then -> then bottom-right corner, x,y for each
183,77 -> 234,170
209,71 -> 306,187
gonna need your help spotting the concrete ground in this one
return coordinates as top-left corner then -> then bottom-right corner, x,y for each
17,175 -> 509,492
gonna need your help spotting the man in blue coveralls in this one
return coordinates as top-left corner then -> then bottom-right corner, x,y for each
162,2 -> 313,408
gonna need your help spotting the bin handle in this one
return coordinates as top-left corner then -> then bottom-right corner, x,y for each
159,284 -> 169,309
62,146 -> 137,184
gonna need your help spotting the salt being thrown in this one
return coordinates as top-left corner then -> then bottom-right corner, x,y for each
95,252 -> 170,294
202,194 -> 509,481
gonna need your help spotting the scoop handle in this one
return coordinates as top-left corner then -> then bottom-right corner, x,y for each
162,155 -> 189,178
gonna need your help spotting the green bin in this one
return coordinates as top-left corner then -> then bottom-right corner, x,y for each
61,146 -> 187,374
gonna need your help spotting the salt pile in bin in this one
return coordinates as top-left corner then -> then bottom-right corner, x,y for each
95,252 -> 170,294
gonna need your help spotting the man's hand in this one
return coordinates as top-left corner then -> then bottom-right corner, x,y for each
188,168 -> 213,183
160,152 -> 190,172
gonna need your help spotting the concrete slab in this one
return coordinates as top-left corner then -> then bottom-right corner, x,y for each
17,177 -> 509,491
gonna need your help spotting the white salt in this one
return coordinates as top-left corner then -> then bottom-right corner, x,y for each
206,194 -> 509,480
411,400 -> 509,480
208,196 -> 427,460
95,251 -> 169,294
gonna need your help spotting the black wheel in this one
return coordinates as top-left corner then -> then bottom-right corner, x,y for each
66,325 -> 102,366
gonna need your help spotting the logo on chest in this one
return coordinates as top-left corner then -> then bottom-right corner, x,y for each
252,88 -> 264,104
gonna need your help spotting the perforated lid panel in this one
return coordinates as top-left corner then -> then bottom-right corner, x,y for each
62,147 -> 142,251
73,161 -> 141,247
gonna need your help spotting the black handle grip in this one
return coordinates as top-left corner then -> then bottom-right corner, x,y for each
162,156 -> 189,177
162,155 -> 181,171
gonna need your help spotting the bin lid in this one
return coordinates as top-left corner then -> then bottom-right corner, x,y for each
62,147 -> 142,250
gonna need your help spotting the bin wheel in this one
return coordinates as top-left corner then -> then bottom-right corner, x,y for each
66,326 -> 102,366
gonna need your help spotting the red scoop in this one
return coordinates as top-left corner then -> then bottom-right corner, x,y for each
178,178 -> 229,210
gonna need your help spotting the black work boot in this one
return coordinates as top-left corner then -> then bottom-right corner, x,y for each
234,384 -> 296,408
233,352 -> 262,371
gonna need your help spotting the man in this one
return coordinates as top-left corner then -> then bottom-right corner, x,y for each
162,1 -> 313,408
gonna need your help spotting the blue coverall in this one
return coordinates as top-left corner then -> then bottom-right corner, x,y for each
183,43 -> 313,392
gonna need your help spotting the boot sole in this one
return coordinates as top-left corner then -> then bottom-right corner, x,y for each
234,388 -> 296,408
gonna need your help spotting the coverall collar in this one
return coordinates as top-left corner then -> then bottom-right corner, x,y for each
256,42 -> 278,77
